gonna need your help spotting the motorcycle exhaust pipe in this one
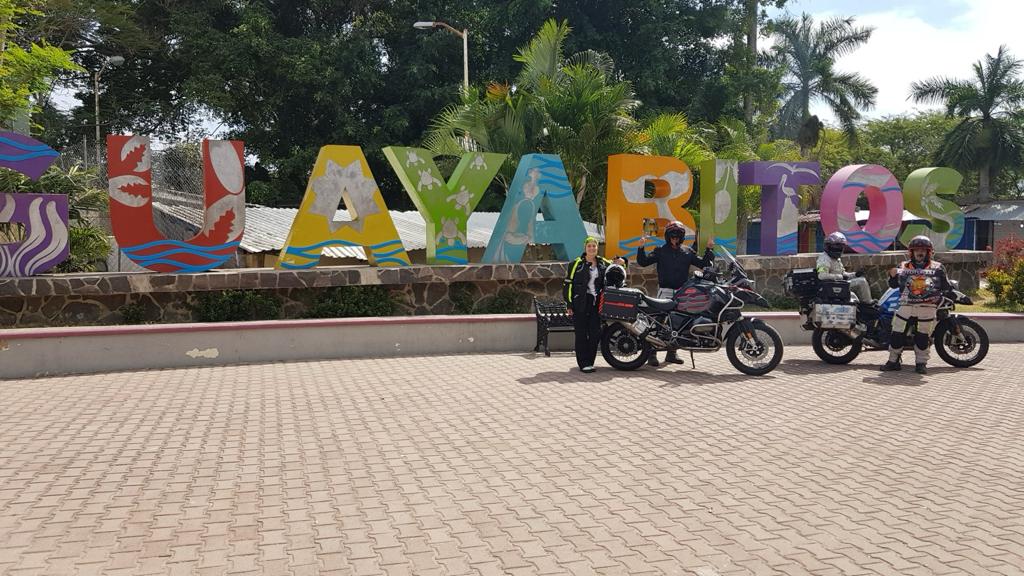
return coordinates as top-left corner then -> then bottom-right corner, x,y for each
645,335 -> 668,348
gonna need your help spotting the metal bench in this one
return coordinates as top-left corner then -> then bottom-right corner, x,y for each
533,298 -> 575,356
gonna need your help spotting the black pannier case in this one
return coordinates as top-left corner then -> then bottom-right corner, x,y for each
784,269 -> 818,297
599,288 -> 642,321
817,280 -> 851,304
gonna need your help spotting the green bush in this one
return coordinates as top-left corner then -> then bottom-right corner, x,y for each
988,269 -> 1013,303
762,294 -> 798,310
1009,261 -> 1024,306
449,283 -> 476,315
55,225 -> 111,273
303,286 -> 395,318
118,302 -> 146,325
191,290 -> 282,322
474,287 -> 526,314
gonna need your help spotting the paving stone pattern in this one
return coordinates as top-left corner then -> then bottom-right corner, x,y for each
1,345 -> 1022,575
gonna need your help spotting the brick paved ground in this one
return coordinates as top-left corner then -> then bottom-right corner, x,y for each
1,345 -> 1023,576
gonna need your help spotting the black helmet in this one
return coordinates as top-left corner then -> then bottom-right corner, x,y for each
824,231 -> 847,259
604,263 -> 626,288
908,235 -> 934,265
664,220 -> 686,245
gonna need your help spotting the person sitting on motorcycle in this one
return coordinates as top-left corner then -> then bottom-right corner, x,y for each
816,231 -> 874,305
879,235 -> 951,375
636,221 -> 715,366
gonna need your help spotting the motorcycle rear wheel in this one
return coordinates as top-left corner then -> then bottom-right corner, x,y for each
600,323 -> 653,371
811,328 -> 863,365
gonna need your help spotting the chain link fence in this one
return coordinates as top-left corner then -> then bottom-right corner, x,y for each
50,138 -> 214,271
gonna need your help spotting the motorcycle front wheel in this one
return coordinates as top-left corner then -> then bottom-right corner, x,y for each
811,328 -> 863,364
600,323 -> 653,371
726,320 -> 784,376
934,317 -> 989,368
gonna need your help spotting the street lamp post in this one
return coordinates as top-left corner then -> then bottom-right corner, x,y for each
413,21 -> 468,92
93,55 -> 125,167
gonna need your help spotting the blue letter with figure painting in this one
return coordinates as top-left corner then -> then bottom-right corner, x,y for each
482,154 -> 587,264
738,162 -> 820,256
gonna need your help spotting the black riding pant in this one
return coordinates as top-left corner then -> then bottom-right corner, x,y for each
573,294 -> 601,369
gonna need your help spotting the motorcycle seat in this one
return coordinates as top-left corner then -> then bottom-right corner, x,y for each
643,296 -> 677,312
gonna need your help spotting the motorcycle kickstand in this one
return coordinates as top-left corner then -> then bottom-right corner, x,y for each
689,350 -> 696,370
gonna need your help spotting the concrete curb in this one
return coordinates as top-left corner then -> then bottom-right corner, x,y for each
1,312 -> 1020,379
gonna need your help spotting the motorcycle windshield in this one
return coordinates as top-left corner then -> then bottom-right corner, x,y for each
714,245 -> 749,279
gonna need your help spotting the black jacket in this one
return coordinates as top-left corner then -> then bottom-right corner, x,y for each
636,244 -> 714,290
563,254 -> 613,307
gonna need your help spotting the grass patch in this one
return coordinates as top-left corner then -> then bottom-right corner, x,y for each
953,288 -> 1024,314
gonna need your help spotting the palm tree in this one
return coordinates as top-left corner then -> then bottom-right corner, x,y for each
635,113 -> 714,168
910,45 -> 1024,203
425,20 -> 640,222
770,13 -> 877,155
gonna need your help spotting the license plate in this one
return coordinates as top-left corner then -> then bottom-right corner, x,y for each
814,304 -> 856,328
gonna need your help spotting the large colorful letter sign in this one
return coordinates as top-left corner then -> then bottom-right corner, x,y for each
698,159 -> 739,254
383,147 -> 505,264
821,164 -> 904,254
899,167 -> 965,250
605,154 -> 697,259
738,162 -> 820,255
107,136 -> 245,273
0,194 -> 70,277
0,131 -> 60,179
277,146 -> 411,269
482,154 -> 587,263
0,132 -> 69,277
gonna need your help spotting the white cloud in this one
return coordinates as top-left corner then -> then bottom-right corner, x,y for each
805,0 -> 1024,123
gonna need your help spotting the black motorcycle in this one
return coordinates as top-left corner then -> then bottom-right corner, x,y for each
599,247 -> 784,376
784,269 -> 989,367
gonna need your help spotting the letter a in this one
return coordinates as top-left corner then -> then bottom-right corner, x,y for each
277,146 -> 411,269
107,135 -> 246,273
483,154 -> 587,263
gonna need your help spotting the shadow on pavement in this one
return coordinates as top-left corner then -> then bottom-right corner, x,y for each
517,365 -> 773,387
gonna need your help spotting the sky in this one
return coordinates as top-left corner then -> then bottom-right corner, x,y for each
772,0 -> 1024,123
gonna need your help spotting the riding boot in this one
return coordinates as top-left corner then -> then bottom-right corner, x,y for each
664,350 -> 684,364
880,346 -> 902,371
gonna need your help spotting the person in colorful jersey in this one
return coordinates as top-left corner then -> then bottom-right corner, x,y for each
879,235 -> 951,375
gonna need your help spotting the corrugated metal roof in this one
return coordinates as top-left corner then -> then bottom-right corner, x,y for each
152,202 -> 604,261
964,202 -> 1024,222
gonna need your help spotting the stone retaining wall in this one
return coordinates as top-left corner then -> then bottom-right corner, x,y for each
0,251 -> 992,327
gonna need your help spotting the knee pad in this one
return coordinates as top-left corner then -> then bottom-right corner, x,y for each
890,332 -> 906,349
914,332 -> 930,350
